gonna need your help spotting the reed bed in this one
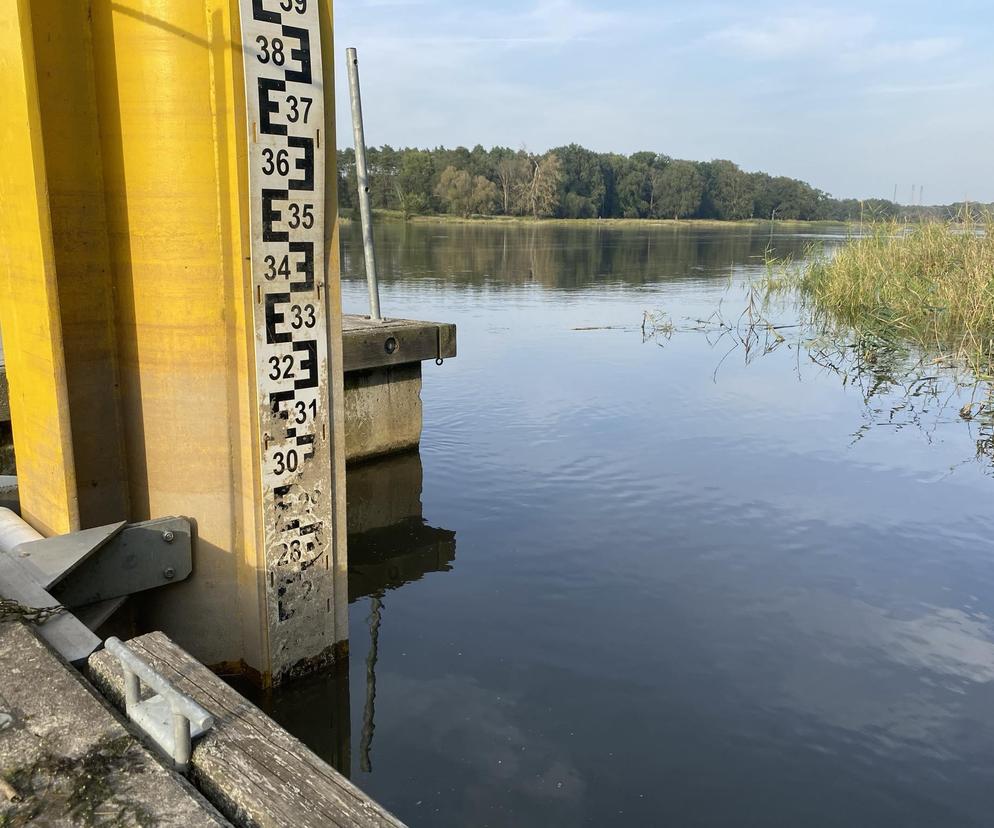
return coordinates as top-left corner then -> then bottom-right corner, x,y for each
772,217 -> 994,381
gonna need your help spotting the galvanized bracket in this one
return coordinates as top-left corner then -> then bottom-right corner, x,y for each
105,637 -> 214,772
13,517 -> 193,608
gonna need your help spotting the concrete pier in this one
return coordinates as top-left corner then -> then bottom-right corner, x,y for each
89,632 -> 407,827
342,316 -> 456,463
0,622 -> 225,825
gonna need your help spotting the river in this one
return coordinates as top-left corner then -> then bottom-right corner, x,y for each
259,220 -> 994,827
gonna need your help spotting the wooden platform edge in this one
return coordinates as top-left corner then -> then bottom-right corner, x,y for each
87,631 -> 408,828
342,316 -> 457,373
0,621 -> 228,827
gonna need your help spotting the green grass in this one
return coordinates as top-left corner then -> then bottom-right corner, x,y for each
340,210 -> 846,230
769,217 -> 994,382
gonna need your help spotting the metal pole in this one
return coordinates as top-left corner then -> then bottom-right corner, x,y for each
346,47 -> 382,322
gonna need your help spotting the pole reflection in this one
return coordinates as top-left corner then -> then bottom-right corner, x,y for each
241,449 -> 457,777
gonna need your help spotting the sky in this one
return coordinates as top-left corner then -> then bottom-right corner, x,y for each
332,0 -> 994,204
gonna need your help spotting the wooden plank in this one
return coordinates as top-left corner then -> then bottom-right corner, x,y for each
88,632 -> 407,828
342,316 -> 457,372
0,622 -> 226,826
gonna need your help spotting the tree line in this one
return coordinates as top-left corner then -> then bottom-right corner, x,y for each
337,144 -> 986,223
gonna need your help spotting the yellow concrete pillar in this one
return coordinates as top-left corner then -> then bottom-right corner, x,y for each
30,0 -> 131,528
0,0 -> 81,537
0,0 -> 347,685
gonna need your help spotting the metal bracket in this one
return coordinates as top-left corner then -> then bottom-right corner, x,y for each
105,637 -> 214,772
14,517 -> 193,608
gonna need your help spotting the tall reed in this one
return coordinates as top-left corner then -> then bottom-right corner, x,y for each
775,217 -> 994,380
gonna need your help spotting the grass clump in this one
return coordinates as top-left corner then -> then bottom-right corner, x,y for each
777,217 -> 994,381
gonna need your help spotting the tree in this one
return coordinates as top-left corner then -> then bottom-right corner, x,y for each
553,144 -> 606,218
521,153 -> 563,218
366,145 -> 401,210
702,160 -> 754,220
471,175 -> 499,215
493,150 -> 530,215
336,142 -> 933,223
434,166 -> 499,217
612,152 -> 669,218
337,148 -> 356,211
653,160 -> 704,219
396,150 -> 435,217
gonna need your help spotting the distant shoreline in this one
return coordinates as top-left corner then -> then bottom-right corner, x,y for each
339,210 -> 849,230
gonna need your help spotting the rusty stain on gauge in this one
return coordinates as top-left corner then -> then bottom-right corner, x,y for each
238,0 -> 335,680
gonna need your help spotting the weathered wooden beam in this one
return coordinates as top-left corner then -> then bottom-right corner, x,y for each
342,316 -> 457,373
88,632 -> 407,828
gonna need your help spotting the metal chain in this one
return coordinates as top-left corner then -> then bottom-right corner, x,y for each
0,598 -> 66,625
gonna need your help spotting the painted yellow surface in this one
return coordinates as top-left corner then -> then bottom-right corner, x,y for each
87,0 -> 269,670
0,0 -> 346,684
30,0 -> 131,528
0,0 -> 80,537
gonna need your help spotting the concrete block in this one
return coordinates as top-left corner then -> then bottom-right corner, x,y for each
344,363 -> 423,464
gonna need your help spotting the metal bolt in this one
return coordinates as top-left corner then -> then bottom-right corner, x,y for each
384,336 -> 398,354
162,530 -> 175,544
163,567 -> 176,581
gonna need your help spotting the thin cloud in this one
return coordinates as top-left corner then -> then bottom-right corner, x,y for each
708,9 -> 960,69
709,10 -> 876,60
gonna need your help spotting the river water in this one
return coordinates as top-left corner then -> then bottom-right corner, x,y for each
261,221 -> 994,827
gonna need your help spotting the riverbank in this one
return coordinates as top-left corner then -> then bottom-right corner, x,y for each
339,210 -> 848,231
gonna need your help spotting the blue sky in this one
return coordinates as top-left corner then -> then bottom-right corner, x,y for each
333,0 -> 994,204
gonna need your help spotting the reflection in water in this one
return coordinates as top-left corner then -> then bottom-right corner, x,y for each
348,452 -> 457,772
341,220 -> 835,291
643,283 -> 994,473
246,450 -> 456,779
252,222 -> 994,827
360,596 -> 382,773
347,452 -> 457,601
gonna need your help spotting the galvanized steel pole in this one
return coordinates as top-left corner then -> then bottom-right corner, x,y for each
346,48 -> 382,321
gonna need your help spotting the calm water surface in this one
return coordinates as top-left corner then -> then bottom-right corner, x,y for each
261,222 -> 994,827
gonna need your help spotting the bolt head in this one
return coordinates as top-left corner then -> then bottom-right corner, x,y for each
163,567 -> 176,581
162,530 -> 175,544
